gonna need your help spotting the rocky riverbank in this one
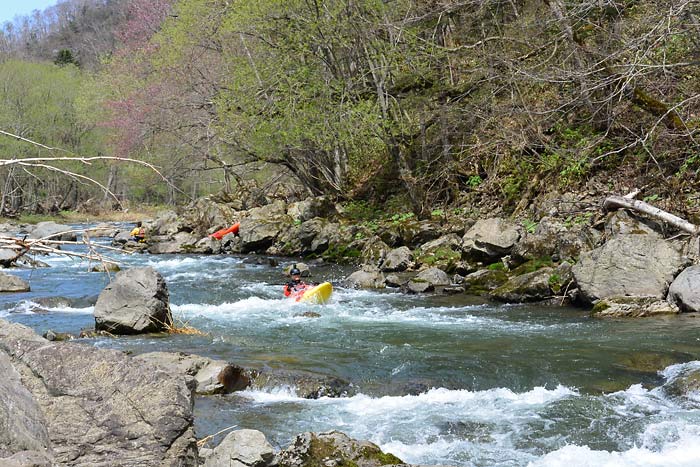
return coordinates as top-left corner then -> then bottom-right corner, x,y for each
108,192 -> 700,318
0,318 -> 435,467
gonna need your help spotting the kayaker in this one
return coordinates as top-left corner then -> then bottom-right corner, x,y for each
284,266 -> 309,297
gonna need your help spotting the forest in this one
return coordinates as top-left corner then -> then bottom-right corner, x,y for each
0,0 -> 698,219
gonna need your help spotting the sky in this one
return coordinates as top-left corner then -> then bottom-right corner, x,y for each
0,0 -> 59,25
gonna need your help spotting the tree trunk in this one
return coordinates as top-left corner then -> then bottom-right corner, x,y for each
603,195 -> 699,235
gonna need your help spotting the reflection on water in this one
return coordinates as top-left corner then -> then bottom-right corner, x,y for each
1,229 -> 700,466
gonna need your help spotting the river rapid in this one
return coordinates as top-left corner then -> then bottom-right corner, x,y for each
2,229 -> 700,467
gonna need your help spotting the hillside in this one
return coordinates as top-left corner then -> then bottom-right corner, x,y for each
0,0 -> 698,221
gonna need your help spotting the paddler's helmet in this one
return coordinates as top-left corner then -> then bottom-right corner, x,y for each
290,266 -> 301,276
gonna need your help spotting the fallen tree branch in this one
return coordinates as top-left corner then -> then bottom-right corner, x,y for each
603,195 -> 699,235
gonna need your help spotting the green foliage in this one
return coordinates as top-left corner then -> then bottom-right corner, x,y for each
643,194 -> 660,203
467,175 -> 483,188
390,212 -> 415,224
522,219 -> 538,234
512,257 -> 553,275
343,201 -> 382,222
487,262 -> 506,271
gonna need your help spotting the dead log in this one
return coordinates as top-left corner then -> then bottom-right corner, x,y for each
603,195 -> 699,235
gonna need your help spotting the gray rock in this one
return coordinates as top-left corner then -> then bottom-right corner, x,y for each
112,229 -> 133,245
407,279 -> 434,294
275,431 -> 402,467
415,234 -> 462,272
0,319 -> 197,466
605,210 -> 659,237
667,266 -> 700,313
287,196 -> 336,223
83,223 -> 119,238
0,272 -> 30,292
252,369 -> 353,399
192,236 -> 222,254
572,234 -> 686,304
0,450 -> 53,467
346,269 -> 386,289
415,267 -> 450,286
360,236 -> 390,268
204,429 -> 274,467
0,247 -> 17,266
0,352 -> 51,459
94,267 -> 172,334
26,221 -> 76,241
148,231 -> 199,254
135,352 -> 252,395
592,296 -> 679,318
239,207 -> 290,252
462,218 -> 520,260
90,263 -> 121,273
381,246 -> 413,272
490,267 -> 554,303
512,217 -> 601,263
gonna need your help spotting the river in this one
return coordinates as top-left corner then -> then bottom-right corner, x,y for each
2,228 -> 700,466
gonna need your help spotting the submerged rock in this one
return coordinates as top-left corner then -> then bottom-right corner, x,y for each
275,431 -> 402,467
591,296 -> 679,318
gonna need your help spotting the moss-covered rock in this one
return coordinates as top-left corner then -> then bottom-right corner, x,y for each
592,296 -> 680,318
276,431 -> 403,467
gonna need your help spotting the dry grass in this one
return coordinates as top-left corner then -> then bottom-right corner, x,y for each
163,316 -> 208,336
197,425 -> 238,448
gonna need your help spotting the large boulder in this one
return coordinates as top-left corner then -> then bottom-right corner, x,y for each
490,267 -> 555,303
0,319 -> 197,466
462,218 -> 520,260
572,234 -> 686,304
275,431 -> 402,467
204,429 -> 274,467
94,267 -> 172,334
148,231 -> 200,254
380,246 -> 414,272
26,222 -> 76,241
346,268 -> 386,289
181,197 -> 238,238
0,272 -> 30,292
667,266 -> 700,313
239,202 -> 291,253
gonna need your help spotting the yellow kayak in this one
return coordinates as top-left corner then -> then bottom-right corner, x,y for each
299,282 -> 333,304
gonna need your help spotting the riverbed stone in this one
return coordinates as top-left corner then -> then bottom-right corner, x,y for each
463,269 -> 509,294
204,429 -> 274,467
490,267 -> 555,303
275,431 -> 402,467
0,319 -> 198,466
667,265 -> 700,313
572,234 -> 686,304
94,267 -> 172,334
251,369 -> 353,399
591,296 -> 679,318
0,272 -> 30,292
